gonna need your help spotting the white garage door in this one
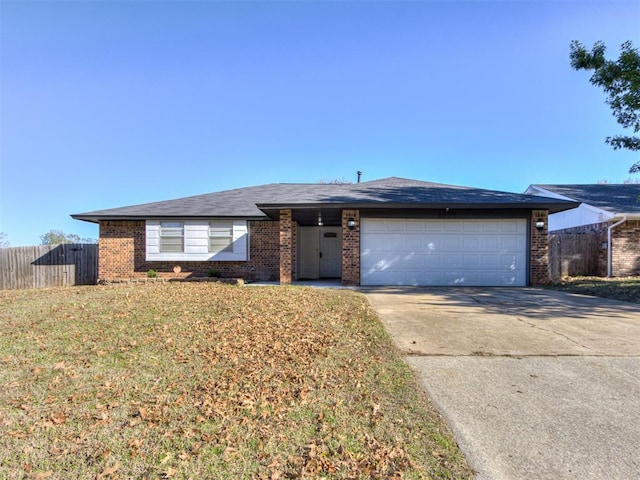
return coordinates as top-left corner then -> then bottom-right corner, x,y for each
361,218 -> 527,286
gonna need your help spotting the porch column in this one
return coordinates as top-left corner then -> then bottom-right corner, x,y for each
342,209 -> 360,286
530,210 -> 550,285
279,209 -> 294,284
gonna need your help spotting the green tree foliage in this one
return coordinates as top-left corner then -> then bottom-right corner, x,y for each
570,40 -> 640,173
40,229 -> 97,245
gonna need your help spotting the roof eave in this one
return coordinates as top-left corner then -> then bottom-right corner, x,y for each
613,213 -> 640,220
257,201 -> 579,215
70,214 -> 269,224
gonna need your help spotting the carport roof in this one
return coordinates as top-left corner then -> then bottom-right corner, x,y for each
72,177 -> 578,223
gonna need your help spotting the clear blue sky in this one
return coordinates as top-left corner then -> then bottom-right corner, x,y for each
1,0 -> 639,246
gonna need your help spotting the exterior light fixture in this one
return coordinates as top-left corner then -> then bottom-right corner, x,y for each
347,218 -> 356,230
535,220 -> 545,230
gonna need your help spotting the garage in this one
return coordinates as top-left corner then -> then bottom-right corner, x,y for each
360,218 -> 528,286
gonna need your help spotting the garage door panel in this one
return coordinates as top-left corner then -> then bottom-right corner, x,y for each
463,237 -> 480,249
500,237 -> 520,249
385,222 -> 407,233
443,254 -> 462,266
481,237 -> 500,250
424,255 -> 443,267
481,221 -> 500,233
424,222 -> 444,232
444,237 -> 461,249
482,254 -> 501,267
405,222 -> 426,232
406,237 -> 424,249
462,222 -> 481,233
462,254 -> 481,266
361,218 -> 527,286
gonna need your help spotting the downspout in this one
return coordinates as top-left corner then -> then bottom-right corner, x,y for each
607,216 -> 627,278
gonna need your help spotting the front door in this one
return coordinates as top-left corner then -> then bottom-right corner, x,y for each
297,227 -> 342,279
319,228 -> 341,278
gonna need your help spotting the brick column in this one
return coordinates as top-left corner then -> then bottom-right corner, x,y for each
612,220 -> 640,276
99,220 -> 142,280
530,210 -> 550,285
279,209 -> 293,284
291,220 -> 298,281
342,209 -> 360,286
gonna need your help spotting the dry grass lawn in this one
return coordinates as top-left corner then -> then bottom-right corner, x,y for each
551,276 -> 640,303
0,283 -> 471,479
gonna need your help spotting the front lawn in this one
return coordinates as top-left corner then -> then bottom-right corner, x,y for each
550,276 -> 640,303
0,283 -> 471,479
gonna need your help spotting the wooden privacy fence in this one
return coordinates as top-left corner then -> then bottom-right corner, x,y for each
548,233 -> 600,279
0,244 -> 98,290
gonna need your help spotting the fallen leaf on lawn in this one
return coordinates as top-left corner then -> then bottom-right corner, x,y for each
96,462 -> 119,479
49,412 -> 67,425
28,472 -> 52,480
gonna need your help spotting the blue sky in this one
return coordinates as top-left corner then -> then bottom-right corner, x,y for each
1,0 -> 639,246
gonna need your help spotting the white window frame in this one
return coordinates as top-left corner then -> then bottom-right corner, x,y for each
146,219 -> 248,261
208,222 -> 234,253
159,222 -> 184,253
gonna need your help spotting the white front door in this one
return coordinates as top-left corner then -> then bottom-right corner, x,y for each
298,227 -> 320,279
297,227 -> 342,279
319,228 -> 341,278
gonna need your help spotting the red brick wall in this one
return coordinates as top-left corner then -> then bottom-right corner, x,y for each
98,220 -> 279,282
341,209 -> 360,286
530,210 -> 550,285
278,210 -> 294,284
612,220 -> 640,276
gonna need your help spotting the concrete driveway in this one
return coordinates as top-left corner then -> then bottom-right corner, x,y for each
363,287 -> 640,480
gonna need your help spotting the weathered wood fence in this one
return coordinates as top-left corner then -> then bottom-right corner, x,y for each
0,244 -> 98,290
548,233 -> 600,279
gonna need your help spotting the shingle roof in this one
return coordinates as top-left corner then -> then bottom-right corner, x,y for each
535,184 -> 640,215
72,177 -> 577,223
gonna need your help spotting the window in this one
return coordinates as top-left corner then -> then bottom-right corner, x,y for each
160,222 -> 184,252
209,222 -> 233,253
146,220 -> 247,261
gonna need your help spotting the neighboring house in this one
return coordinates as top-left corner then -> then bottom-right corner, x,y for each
72,177 -> 576,287
525,184 -> 640,277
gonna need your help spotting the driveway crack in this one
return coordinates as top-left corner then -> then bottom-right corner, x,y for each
513,315 -> 595,352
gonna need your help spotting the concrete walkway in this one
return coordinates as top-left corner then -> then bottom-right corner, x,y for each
364,287 -> 640,480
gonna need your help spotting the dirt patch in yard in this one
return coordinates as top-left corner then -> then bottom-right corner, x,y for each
550,276 -> 640,304
0,283 -> 472,479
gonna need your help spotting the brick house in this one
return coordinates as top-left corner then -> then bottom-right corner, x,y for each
525,184 -> 640,277
72,177 -> 576,286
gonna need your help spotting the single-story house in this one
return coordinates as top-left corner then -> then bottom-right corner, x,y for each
72,177 -> 577,286
525,184 -> 640,277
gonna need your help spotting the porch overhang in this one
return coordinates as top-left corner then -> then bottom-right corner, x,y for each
256,200 -> 579,227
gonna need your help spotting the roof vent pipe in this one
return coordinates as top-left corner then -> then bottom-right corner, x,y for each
357,171 -> 362,183
607,216 -> 626,277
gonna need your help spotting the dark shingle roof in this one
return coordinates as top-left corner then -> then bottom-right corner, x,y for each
535,184 -> 640,214
72,177 -> 577,223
